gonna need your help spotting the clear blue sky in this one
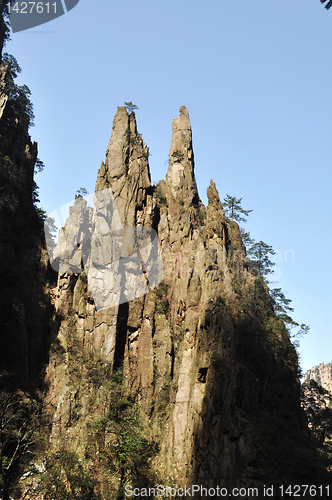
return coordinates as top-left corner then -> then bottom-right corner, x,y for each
6,0 -> 332,375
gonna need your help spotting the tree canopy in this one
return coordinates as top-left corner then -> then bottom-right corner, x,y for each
224,190 -> 310,352
0,1 -> 12,61
223,194 -> 253,223
124,101 -> 138,114
247,240 -> 275,280
1,53 -> 35,129
76,187 -> 88,196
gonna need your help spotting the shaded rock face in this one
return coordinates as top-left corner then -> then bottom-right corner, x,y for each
301,380 -> 332,469
301,380 -> 331,426
0,61 -> 53,388
301,364 -> 332,465
47,106 -> 329,492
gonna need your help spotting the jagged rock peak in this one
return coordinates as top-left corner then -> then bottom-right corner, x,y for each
207,179 -> 223,209
166,106 -> 200,205
303,362 -> 332,394
95,106 -> 151,226
53,195 -> 92,276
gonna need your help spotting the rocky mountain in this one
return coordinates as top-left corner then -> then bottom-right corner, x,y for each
38,105 -> 330,497
0,54 -> 53,390
303,362 -> 332,393
0,24 -> 331,497
301,363 -> 332,472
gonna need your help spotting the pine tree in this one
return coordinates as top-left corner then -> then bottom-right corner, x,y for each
247,240 -> 275,279
223,194 -> 252,223
124,101 -> 138,114
239,227 -> 255,248
270,287 -> 297,326
270,287 -> 310,344
0,0 -> 12,61
76,187 -> 88,196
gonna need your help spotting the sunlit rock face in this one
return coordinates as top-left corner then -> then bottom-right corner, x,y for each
49,191 -> 163,311
45,106 -> 329,493
303,362 -> 332,394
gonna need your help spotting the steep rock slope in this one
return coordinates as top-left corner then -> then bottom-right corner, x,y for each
303,362 -> 332,393
46,106 -> 330,497
301,364 -> 332,471
0,54 -> 53,388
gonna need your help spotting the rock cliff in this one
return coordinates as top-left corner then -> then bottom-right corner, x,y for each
301,363 -> 332,470
303,362 -> 332,394
43,105 -> 330,497
0,55 -> 52,389
1,16 -> 330,496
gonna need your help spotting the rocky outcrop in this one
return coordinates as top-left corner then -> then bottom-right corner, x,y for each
301,363 -> 332,468
303,362 -> 332,394
166,106 -> 199,204
95,106 -> 152,226
45,105 -> 330,496
301,380 -> 332,470
0,66 -> 8,120
0,53 -> 52,388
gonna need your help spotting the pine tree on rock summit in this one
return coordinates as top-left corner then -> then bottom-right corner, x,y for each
223,194 -> 253,223
124,101 -> 139,114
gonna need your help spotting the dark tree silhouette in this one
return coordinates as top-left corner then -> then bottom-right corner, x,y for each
321,0 -> 332,10
0,1 -> 13,60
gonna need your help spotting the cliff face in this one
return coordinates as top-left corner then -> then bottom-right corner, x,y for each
303,362 -> 332,394
301,363 -> 332,470
0,55 -> 52,389
44,105 -> 329,496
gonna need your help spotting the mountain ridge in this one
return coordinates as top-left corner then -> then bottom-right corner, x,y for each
0,24 -> 331,492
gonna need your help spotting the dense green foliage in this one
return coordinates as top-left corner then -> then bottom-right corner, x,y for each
84,369 -> 158,499
35,448 -> 94,500
156,184 -> 166,205
0,391 -> 47,500
1,53 -> 35,129
0,1 -> 12,60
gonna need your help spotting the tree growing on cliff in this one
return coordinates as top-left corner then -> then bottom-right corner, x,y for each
124,101 -> 138,114
239,227 -> 255,248
247,240 -> 275,279
0,391 -> 46,500
0,0 -> 12,61
85,369 -> 158,499
34,447 -> 94,500
223,194 -> 253,223
76,187 -> 88,196
1,53 -> 35,129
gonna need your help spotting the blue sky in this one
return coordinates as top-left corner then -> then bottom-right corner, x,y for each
6,0 -> 332,374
